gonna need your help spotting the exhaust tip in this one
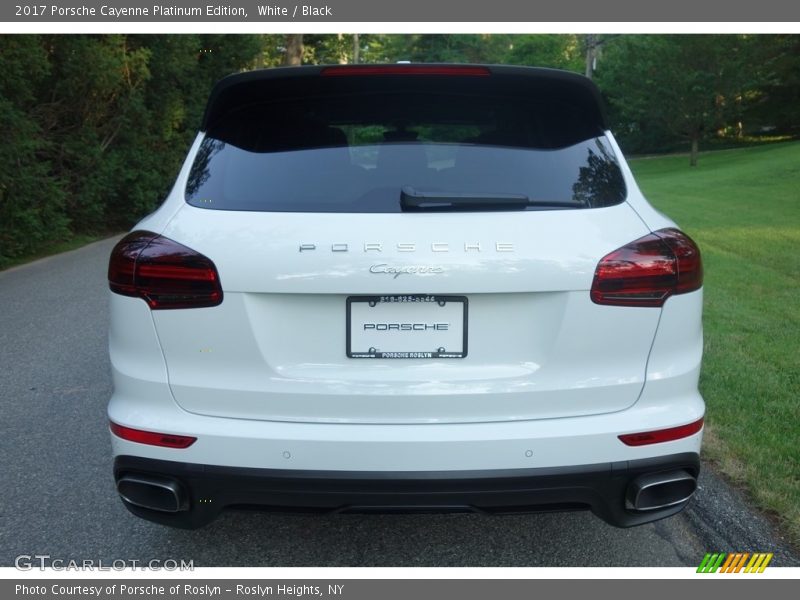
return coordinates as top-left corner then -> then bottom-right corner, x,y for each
626,469 -> 697,512
117,474 -> 187,513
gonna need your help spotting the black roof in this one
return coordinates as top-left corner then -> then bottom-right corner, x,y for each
201,64 -> 608,132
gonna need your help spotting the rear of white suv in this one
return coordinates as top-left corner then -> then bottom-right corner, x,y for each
107,64 -> 704,529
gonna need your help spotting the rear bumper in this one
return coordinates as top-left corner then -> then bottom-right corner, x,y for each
114,452 -> 700,529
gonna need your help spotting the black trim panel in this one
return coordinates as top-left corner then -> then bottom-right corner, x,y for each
114,453 -> 700,529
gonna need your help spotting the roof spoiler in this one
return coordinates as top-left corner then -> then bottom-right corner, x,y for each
200,64 -> 608,132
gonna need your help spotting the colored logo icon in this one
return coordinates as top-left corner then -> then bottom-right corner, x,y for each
697,553 -> 773,573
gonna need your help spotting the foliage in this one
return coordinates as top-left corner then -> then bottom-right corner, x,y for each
741,35 -> 800,134
595,35 -> 783,163
0,34 -> 264,267
1,34 -> 798,267
506,35 -> 584,72
0,36 -> 68,263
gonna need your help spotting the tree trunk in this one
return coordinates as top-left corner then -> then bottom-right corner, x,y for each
283,34 -> 303,66
585,34 -> 596,79
337,34 -> 348,64
353,33 -> 360,64
689,135 -> 699,167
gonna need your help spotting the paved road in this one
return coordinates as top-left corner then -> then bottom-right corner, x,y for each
1,237 -> 797,567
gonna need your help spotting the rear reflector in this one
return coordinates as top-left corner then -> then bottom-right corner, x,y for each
618,418 -> 704,446
321,65 -> 491,77
108,231 -> 223,309
591,228 -> 703,307
110,422 -> 197,449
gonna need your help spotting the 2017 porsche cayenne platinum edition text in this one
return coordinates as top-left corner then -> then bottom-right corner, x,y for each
107,64 -> 704,528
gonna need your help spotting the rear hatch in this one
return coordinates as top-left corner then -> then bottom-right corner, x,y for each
152,65 -> 659,424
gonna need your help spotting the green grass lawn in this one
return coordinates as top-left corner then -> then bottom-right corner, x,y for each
630,142 -> 800,546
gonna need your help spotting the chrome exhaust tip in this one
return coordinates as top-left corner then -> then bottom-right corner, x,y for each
117,475 -> 187,513
626,469 -> 697,511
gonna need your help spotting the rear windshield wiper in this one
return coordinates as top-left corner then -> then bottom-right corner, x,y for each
400,186 -> 582,211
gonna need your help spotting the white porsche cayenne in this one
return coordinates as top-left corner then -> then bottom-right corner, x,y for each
107,64 -> 704,528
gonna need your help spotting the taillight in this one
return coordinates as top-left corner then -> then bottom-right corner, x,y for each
110,422 -> 197,449
618,417 -> 704,446
321,65 -> 491,77
591,228 -> 702,307
108,231 -> 223,309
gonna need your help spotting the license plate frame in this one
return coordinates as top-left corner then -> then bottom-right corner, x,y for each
346,295 -> 468,359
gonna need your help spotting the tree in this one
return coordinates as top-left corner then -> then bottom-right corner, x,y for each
373,34 -> 511,64
283,34 -> 304,65
0,35 -> 68,262
0,34 -> 264,267
505,35 -> 583,72
739,35 -> 800,135
596,35 -> 762,165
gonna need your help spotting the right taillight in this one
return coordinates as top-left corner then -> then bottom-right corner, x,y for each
591,228 -> 702,307
108,231 -> 223,309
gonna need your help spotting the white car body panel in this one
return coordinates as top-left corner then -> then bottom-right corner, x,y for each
143,186 -> 663,424
108,287 -> 704,471
110,128 -> 703,438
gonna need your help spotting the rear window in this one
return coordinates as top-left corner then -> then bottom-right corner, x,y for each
186,81 -> 626,213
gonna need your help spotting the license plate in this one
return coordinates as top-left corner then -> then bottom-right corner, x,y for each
347,295 -> 468,359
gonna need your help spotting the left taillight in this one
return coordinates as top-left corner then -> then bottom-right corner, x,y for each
108,231 -> 223,310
